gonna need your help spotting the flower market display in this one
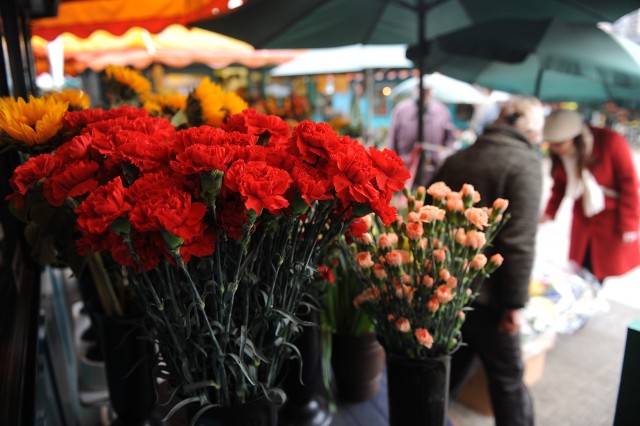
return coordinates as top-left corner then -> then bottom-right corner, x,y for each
348,183 -> 509,359
0,66 -> 409,422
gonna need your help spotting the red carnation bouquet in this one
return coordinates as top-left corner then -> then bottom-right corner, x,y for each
7,103 -> 409,414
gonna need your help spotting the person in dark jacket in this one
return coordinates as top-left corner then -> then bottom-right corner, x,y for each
430,96 -> 545,426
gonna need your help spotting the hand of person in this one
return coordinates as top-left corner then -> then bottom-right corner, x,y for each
622,231 -> 639,244
539,214 -> 552,224
498,308 -> 522,336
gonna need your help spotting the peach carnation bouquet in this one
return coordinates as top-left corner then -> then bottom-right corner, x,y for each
347,182 -> 509,359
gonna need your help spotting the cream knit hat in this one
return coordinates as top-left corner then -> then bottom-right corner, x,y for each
543,110 -> 584,143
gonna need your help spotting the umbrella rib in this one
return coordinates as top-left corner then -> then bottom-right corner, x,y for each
363,0 -> 391,44
256,0 -> 331,48
557,0 -> 609,22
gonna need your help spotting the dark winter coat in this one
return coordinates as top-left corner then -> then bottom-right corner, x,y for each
431,124 -> 543,309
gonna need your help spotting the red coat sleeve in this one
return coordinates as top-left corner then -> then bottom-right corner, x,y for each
608,132 -> 640,233
544,161 -> 566,219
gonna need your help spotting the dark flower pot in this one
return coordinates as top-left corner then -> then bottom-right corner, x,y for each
279,310 -> 331,426
331,332 -> 386,402
188,396 -> 279,426
94,314 -> 158,425
386,353 -> 450,426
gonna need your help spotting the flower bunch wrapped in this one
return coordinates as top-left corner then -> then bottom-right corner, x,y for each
348,183 -> 509,359
5,76 -> 409,416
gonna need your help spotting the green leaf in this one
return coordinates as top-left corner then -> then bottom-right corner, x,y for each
227,353 -> 256,386
170,109 -> 189,128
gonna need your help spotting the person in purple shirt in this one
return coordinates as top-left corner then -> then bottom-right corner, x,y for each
387,85 -> 456,186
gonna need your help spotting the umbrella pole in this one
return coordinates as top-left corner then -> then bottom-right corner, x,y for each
411,0 -> 450,189
413,1 -> 427,188
366,68 -> 375,145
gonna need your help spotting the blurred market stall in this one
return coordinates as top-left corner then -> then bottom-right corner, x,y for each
32,24 -> 302,75
270,44 -> 413,143
389,73 -> 489,105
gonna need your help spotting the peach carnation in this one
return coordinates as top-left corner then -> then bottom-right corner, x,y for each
427,181 -> 451,200
414,328 -> 434,348
395,317 -> 411,333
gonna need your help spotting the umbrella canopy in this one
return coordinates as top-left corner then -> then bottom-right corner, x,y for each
390,73 -> 489,104
269,44 -> 412,76
411,19 -> 640,106
193,0 -> 639,49
32,0 -> 233,40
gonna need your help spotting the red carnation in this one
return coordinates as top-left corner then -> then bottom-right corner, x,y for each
118,131 -> 174,173
129,190 -> 207,241
8,154 -> 61,201
42,160 -> 100,206
348,216 -> 369,239
174,126 -> 234,151
171,144 -> 235,174
369,194 -> 398,226
291,163 -> 333,206
75,177 -> 132,235
327,144 -> 378,204
224,160 -> 292,215
225,109 -> 291,147
369,147 -> 411,193
64,105 -> 148,129
180,227 -> 216,263
287,120 -> 339,165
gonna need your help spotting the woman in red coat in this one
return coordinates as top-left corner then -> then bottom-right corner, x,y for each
541,109 -> 640,281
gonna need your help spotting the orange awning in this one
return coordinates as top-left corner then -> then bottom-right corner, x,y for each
32,0 -> 233,41
32,25 -> 303,74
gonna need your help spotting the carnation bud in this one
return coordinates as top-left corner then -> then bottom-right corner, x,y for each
490,253 -> 504,266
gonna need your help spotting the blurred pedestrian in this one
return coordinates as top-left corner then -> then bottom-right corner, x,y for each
540,109 -> 640,281
430,96 -> 545,426
387,83 -> 455,186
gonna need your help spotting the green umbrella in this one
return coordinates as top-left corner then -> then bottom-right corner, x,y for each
193,0 -> 640,132
411,19 -> 640,106
194,0 -> 638,49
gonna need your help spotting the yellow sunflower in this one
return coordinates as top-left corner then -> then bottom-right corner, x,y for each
142,92 -> 187,115
0,95 -> 68,146
47,89 -> 91,110
190,77 -> 248,127
105,65 -> 152,99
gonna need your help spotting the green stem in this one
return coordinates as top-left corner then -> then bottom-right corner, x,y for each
87,252 -> 123,317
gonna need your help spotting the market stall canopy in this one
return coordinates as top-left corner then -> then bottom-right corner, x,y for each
390,73 -> 489,104
410,19 -> 640,106
269,44 -> 412,76
32,24 -> 303,74
32,0 -> 233,40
